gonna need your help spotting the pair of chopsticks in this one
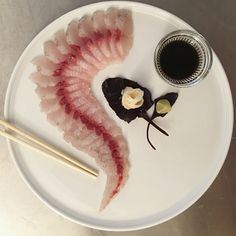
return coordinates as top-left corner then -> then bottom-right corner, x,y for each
0,119 -> 98,178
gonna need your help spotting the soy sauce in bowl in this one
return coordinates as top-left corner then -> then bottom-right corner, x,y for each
159,40 -> 199,80
154,30 -> 213,87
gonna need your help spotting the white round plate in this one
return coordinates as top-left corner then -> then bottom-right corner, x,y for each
4,1 -> 233,231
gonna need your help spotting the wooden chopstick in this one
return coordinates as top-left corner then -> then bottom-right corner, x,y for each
0,119 -> 98,178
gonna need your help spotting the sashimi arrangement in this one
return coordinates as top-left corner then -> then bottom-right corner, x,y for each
31,7 -> 178,210
31,8 -> 133,210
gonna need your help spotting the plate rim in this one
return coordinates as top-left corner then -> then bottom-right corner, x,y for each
4,0 -> 234,231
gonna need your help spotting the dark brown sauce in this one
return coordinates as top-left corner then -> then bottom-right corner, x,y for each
159,40 -> 199,80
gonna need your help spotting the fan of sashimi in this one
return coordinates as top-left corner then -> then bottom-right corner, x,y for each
31,8 -> 133,210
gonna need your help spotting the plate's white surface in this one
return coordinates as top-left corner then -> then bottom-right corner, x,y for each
4,1 -> 233,231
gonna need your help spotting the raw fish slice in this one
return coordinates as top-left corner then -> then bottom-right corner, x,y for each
91,137 -> 105,151
71,96 -> 128,204
74,101 -> 92,115
47,107 -> 67,126
69,125 -> 90,147
63,73 -> 90,81
78,17 -> 109,65
35,86 -> 57,99
72,122 -> 87,137
64,70 -> 91,80
78,96 -> 107,119
66,89 -> 90,100
32,56 -> 59,76
115,9 -> 133,57
55,30 -> 74,54
78,132 -> 98,146
79,47 -> 105,70
64,128 -> 82,145
66,19 -> 106,69
88,108 -> 107,123
30,72 -> 60,87
74,110 -> 129,209
40,98 -> 60,113
75,25 -> 106,70
60,80 -> 90,93
83,105 -> 100,117
63,120 -> 85,143
57,94 -> 86,110
61,77 -> 86,86
74,128 -> 94,146
80,100 -> 103,117
92,10 -> 112,58
75,59 -> 98,75
96,152 -> 116,171
92,10 -> 106,30
72,96 -> 104,115
104,120 -> 122,136
69,135 -> 99,157
32,8 -> 133,211
72,96 -> 89,108
99,174 -> 120,211
57,83 -> 89,95
105,8 -> 122,60
67,64 -> 97,77
59,55 -> 97,77
78,15 -> 94,35
65,121 -> 87,143
66,21 -> 80,45
67,78 -> 89,88
44,40 -> 67,63
54,66 -> 93,80
59,114 -> 74,131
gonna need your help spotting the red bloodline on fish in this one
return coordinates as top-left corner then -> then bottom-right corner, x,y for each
32,8 -> 133,210
72,107 -> 124,197
55,79 -> 124,197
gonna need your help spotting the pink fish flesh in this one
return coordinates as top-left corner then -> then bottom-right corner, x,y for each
31,8 -> 133,210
